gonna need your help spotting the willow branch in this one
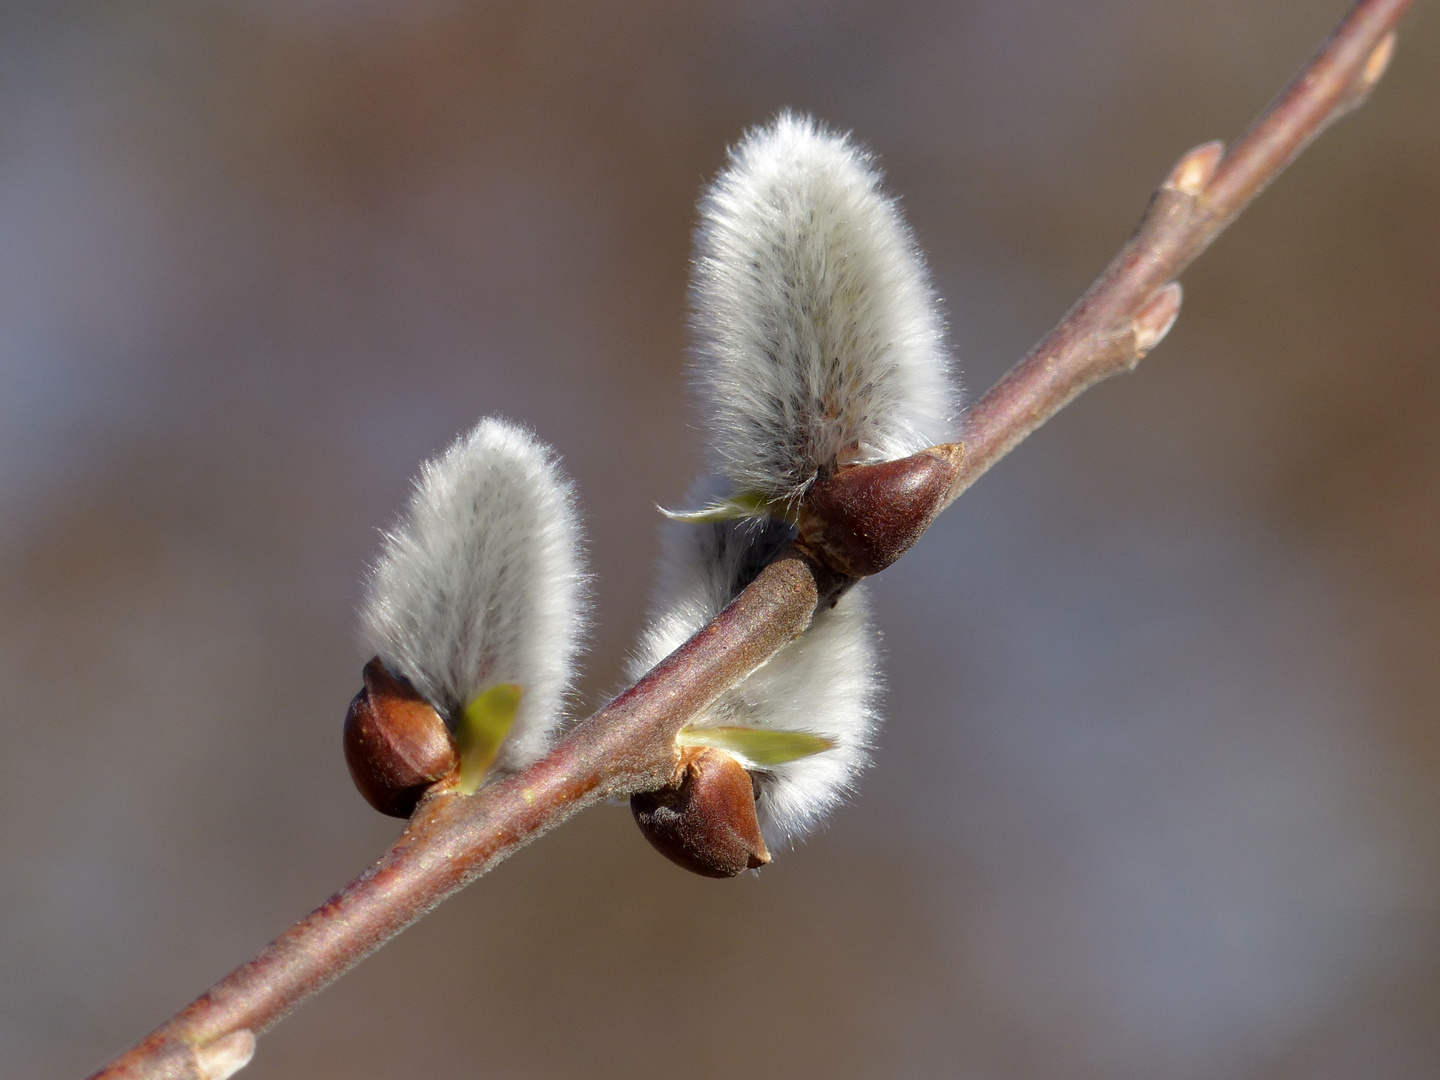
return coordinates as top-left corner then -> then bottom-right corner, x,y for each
87,2 -> 1412,1076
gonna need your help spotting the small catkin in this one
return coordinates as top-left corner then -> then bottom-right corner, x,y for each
628,498 -> 881,847
691,110 -> 960,505
360,417 -> 588,774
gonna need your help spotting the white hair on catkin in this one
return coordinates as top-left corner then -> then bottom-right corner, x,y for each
691,110 -> 960,503
360,417 -> 588,773
628,483 -> 881,847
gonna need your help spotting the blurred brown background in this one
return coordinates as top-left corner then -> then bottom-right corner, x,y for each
2,2 -> 1438,1078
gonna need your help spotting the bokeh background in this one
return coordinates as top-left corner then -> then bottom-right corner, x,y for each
2,2 -> 1438,1077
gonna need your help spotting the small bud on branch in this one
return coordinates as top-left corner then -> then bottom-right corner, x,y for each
193,1033 -> 255,1080
1362,31 -> 1397,87
1131,283 -> 1184,359
1165,141 -> 1224,197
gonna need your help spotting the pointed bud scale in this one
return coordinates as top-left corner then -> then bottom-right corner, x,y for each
690,111 -> 961,505
797,442 -> 962,577
358,417 -> 589,780
631,747 -> 771,878
628,495 -> 881,855
344,658 -> 458,818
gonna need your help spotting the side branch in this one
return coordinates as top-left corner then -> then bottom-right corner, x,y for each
87,1 -> 1412,1075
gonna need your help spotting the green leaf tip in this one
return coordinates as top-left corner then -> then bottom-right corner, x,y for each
456,682 -> 523,794
659,490 -> 780,524
677,725 -> 835,768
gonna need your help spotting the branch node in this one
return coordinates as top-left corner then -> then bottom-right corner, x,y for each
1164,140 -> 1225,197
1132,283 -> 1183,358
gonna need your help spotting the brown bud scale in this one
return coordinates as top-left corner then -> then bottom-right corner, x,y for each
344,657 -> 458,818
631,747 -> 771,878
797,443 -> 963,578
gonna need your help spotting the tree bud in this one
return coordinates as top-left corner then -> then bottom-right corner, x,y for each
797,442 -> 962,578
631,747 -> 771,878
344,657 -> 458,818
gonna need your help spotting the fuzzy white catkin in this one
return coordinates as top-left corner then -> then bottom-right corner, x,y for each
627,500 -> 881,847
691,110 -> 960,504
360,417 -> 588,774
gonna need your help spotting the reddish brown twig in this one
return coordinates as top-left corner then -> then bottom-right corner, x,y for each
948,1 -> 1404,505
87,2 -> 1412,1076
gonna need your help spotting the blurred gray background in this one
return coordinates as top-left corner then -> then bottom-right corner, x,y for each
2,2 -> 1438,1078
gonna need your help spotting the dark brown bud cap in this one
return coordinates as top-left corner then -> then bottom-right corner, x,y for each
631,747 -> 771,878
797,443 -> 963,578
344,657 -> 459,818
